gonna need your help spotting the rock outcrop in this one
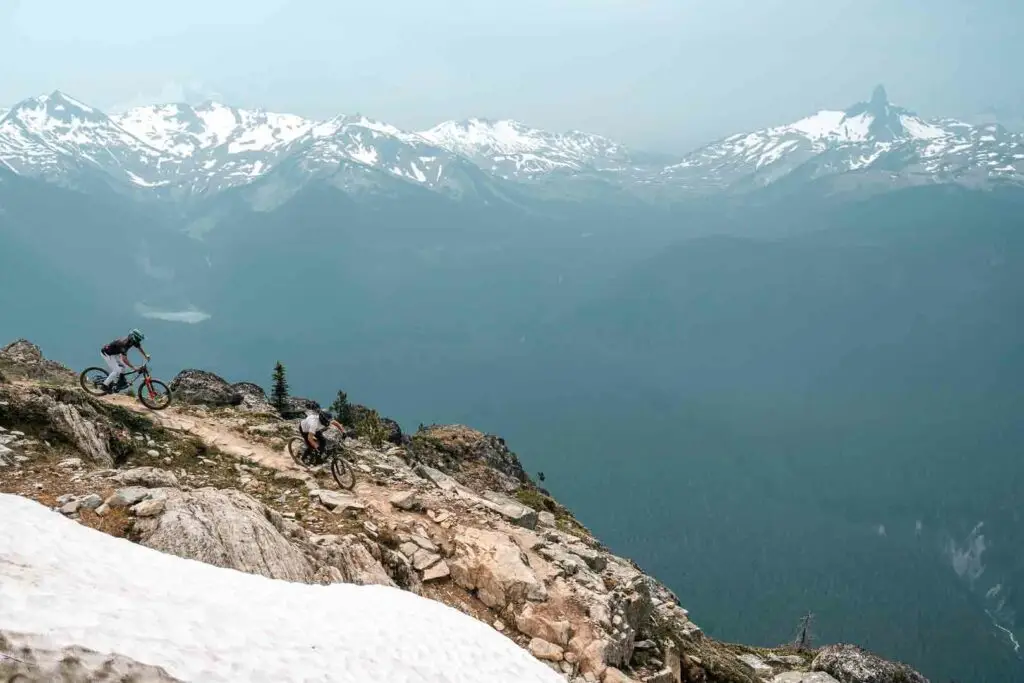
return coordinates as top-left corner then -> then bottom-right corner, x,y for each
311,535 -> 396,587
169,369 -> 243,407
132,487 -> 315,582
412,424 -> 529,493
281,396 -> 320,419
0,384 -> 127,466
0,339 -> 74,381
232,382 -> 276,414
449,527 -> 548,608
0,631 -> 182,682
811,644 -> 930,683
114,466 -> 180,489
772,673 -> 841,683
0,430 -> 17,468
346,402 -> 405,445
47,401 -> 115,465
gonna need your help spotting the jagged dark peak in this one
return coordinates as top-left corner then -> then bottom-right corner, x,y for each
870,84 -> 889,110
844,84 -> 908,141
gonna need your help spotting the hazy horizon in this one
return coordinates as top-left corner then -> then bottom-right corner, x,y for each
3,0 -> 1022,152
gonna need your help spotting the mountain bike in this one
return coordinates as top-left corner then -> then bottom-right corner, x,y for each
288,434 -> 356,490
79,363 -> 173,410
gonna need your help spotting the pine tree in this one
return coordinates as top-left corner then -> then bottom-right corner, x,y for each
271,361 -> 289,414
330,390 -> 350,423
792,612 -> 815,651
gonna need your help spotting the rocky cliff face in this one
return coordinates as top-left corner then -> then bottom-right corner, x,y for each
0,340 -> 930,683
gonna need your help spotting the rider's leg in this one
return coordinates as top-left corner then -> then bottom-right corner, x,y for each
305,432 -> 325,464
101,354 -> 122,388
300,430 -> 315,463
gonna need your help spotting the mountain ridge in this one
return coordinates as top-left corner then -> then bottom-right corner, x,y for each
1,86 -> 1021,202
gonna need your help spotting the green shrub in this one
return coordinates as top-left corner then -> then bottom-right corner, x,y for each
330,390 -> 353,423
354,408 -> 389,448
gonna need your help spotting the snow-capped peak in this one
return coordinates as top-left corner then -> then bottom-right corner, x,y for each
418,118 -> 634,177
759,85 -> 947,146
421,118 -> 624,156
663,85 -> 1023,191
0,90 -> 171,184
6,90 -> 106,128
113,102 -> 313,158
420,118 -> 548,155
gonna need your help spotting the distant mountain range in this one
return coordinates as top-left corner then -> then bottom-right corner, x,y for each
1,85 -> 1022,203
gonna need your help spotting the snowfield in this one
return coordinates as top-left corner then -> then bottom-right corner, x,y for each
0,493 -> 563,683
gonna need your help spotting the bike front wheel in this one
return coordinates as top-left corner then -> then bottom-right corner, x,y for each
331,455 -> 356,490
138,379 -> 172,410
79,367 -> 110,397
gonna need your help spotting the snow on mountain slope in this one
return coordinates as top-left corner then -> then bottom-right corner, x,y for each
107,105 -> 497,195
0,493 -> 562,683
419,118 -> 641,179
0,91 -> 174,186
663,85 -> 1024,192
270,114 -> 498,193
114,102 -> 312,158
110,102 -> 316,193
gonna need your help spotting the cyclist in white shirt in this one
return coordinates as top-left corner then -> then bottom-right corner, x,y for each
299,410 -> 349,464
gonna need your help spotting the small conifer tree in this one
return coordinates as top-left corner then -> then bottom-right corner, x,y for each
330,390 -> 351,423
793,612 -> 815,651
271,361 -> 289,414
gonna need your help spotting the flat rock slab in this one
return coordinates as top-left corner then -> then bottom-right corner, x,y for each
310,489 -> 366,514
772,673 -> 840,683
106,487 -> 152,509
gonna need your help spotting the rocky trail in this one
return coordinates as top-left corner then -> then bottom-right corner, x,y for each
99,388 -> 299,474
0,339 -> 932,683
12,377 -> 299,473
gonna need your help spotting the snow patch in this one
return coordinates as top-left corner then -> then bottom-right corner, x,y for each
194,103 -> 238,148
134,303 -> 211,324
785,110 -> 847,139
900,115 -> 947,140
126,171 -> 168,188
0,493 -> 561,683
349,144 -> 379,166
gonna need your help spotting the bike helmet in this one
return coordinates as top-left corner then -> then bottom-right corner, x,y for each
318,410 -> 332,426
129,328 -> 145,343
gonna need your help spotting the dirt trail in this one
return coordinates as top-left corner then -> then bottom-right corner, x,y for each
13,376 -> 384,492
108,393 -> 299,472
104,391 -> 410,503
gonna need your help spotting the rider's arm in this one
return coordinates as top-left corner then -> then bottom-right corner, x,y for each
120,353 -> 136,370
137,344 -> 150,361
330,420 -> 348,434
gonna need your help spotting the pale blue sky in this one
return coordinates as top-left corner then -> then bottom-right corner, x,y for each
1,0 -> 1020,151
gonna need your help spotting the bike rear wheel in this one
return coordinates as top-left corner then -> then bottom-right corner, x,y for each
331,455 -> 356,490
79,367 -> 111,396
138,379 -> 172,411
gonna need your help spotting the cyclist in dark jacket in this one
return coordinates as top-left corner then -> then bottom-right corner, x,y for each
100,329 -> 149,392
